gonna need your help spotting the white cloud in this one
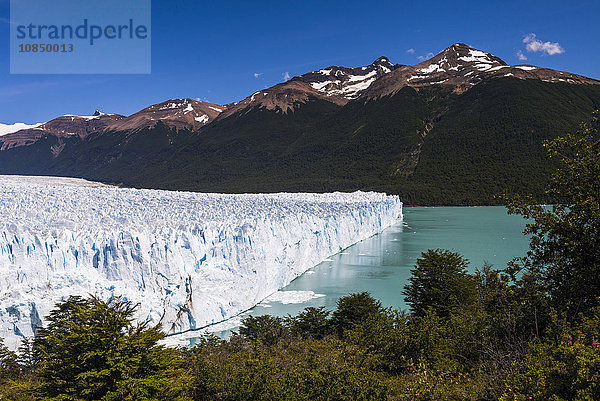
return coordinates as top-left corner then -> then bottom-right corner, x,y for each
253,72 -> 262,78
516,50 -> 528,61
523,33 -> 564,56
417,52 -> 434,61
406,48 -> 415,54
282,71 -> 291,81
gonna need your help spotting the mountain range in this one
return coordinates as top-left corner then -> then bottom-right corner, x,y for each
2,43 -> 599,205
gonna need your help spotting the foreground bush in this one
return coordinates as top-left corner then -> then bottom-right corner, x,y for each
502,308 -> 600,401
187,335 -> 388,401
30,296 -> 191,401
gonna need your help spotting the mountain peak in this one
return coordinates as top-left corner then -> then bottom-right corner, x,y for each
448,43 -> 472,50
284,56 -> 399,101
372,56 -> 393,67
224,56 -> 402,116
430,43 -> 507,67
363,43 -> 598,99
440,43 -> 482,54
105,98 -> 226,132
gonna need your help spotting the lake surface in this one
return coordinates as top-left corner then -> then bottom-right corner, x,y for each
190,206 -> 531,343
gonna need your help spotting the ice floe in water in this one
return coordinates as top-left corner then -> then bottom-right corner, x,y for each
260,290 -> 325,305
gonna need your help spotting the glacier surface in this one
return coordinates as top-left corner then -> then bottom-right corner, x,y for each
0,175 -> 402,349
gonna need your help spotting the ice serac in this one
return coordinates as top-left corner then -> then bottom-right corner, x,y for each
0,175 -> 402,349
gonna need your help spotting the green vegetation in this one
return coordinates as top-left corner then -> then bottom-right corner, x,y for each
403,249 -> 475,318
0,296 -> 191,401
0,111 -> 599,399
506,111 -> 600,319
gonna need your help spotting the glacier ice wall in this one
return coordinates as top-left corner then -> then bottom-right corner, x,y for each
0,175 -> 402,349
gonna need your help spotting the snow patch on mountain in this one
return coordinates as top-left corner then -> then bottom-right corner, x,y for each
0,175 -> 402,350
0,122 -> 43,136
195,114 -> 209,123
419,63 -> 444,74
515,66 -> 537,71
297,56 -> 398,100
458,49 -> 496,64
62,112 -> 116,121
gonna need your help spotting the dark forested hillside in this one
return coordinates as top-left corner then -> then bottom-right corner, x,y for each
1,78 -> 600,205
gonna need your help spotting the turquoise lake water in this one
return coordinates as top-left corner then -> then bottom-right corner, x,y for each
194,206 -> 531,341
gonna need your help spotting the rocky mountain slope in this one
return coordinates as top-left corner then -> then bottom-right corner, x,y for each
0,99 -> 224,151
220,56 -> 399,117
365,43 -> 596,97
106,99 -> 225,132
0,112 -> 123,151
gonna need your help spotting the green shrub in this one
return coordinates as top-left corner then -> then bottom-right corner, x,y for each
403,249 -> 476,318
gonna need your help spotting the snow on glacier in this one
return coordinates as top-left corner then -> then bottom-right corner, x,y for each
0,175 -> 402,349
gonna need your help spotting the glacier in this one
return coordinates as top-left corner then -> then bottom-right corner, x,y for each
0,175 -> 402,349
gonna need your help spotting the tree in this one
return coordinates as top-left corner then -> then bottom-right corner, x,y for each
239,315 -> 289,345
403,249 -> 476,318
506,110 -> 600,319
331,292 -> 384,336
31,295 -> 191,401
16,339 -> 37,375
288,306 -> 331,339
0,338 -> 19,382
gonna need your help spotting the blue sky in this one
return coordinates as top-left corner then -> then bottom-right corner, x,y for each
1,0 -> 599,123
